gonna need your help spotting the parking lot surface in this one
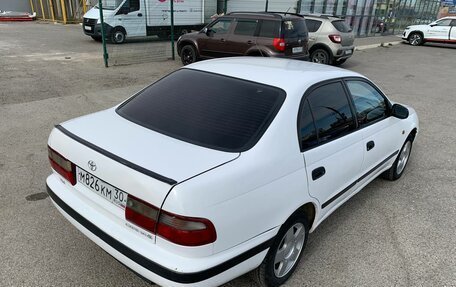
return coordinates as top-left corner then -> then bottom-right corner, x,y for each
0,22 -> 455,287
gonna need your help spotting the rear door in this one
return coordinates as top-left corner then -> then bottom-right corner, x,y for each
225,18 -> 259,55
305,19 -> 323,48
299,81 -> 364,210
450,19 -> 456,41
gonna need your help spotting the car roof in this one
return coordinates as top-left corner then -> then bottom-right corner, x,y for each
224,12 -> 304,20
185,57 -> 364,97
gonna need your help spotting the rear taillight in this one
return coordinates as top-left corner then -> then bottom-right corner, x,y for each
329,34 -> 342,43
126,194 -> 217,246
273,37 -> 286,52
48,146 -> 76,185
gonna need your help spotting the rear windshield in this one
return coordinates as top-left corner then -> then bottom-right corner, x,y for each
116,69 -> 286,152
332,20 -> 351,32
282,19 -> 308,38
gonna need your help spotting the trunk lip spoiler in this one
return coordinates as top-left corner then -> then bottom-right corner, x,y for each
54,124 -> 178,185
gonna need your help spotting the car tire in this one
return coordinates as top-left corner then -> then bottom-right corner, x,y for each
180,45 -> 197,65
253,213 -> 309,287
91,36 -> 102,42
382,137 -> 413,181
408,32 -> 423,46
310,48 -> 332,65
111,28 -> 126,44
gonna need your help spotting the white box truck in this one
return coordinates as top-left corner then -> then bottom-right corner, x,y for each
82,0 -> 217,43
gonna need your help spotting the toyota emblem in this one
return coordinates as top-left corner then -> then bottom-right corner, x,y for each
88,160 -> 97,171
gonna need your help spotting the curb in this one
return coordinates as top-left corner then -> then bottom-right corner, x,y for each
355,40 -> 403,51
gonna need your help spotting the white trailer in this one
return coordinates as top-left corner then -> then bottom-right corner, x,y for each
82,0 -> 217,43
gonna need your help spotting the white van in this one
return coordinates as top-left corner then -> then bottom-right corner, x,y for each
82,0 -> 216,43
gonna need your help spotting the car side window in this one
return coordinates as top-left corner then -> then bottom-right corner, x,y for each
234,20 -> 258,36
258,20 -> 280,38
451,19 -> 456,26
305,19 -> 322,33
435,19 -> 452,26
124,0 -> 140,12
346,80 -> 388,126
299,100 -> 318,150
209,19 -> 232,35
303,82 -> 356,146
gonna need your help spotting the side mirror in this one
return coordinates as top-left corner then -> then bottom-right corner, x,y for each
201,27 -> 208,34
391,104 -> 409,119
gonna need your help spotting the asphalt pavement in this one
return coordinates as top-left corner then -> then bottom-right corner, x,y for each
0,22 -> 455,287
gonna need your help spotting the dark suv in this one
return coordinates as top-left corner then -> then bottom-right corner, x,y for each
177,12 -> 309,65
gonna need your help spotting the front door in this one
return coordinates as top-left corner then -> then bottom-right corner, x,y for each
426,18 -> 452,41
198,18 -> 233,58
299,81 -> 364,211
344,79 -> 403,178
225,19 -> 259,56
116,0 -> 146,38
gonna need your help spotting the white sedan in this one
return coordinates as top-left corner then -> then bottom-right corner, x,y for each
46,58 -> 419,287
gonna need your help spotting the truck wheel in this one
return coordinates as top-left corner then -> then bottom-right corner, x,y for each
408,32 -> 423,46
180,45 -> 197,65
111,28 -> 126,44
253,213 -> 308,287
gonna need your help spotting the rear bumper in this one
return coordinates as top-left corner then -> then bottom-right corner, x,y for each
334,45 -> 354,61
46,175 -> 273,286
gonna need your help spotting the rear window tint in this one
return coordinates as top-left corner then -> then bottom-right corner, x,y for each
282,19 -> 308,38
234,20 -> 258,36
332,20 -> 351,32
116,69 -> 286,152
258,20 -> 280,38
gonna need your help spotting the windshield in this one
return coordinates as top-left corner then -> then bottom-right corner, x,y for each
95,0 -> 124,10
116,69 -> 286,152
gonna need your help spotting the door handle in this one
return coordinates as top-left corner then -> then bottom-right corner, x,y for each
366,140 -> 375,151
220,38 -> 225,42
247,40 -> 253,45
312,167 -> 326,181
137,13 -> 143,17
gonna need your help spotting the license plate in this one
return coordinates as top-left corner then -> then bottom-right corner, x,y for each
76,167 -> 128,209
292,47 -> 303,53
345,49 -> 352,55
84,25 -> 92,31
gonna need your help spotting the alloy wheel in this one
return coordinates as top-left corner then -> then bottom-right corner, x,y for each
273,223 -> 305,278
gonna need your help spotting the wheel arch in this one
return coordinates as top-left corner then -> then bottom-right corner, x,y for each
408,30 -> 424,41
177,40 -> 199,57
309,43 -> 334,58
112,25 -> 127,37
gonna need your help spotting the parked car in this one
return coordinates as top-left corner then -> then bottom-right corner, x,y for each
402,16 -> 456,46
177,12 -> 309,65
304,14 -> 355,65
46,57 -> 418,287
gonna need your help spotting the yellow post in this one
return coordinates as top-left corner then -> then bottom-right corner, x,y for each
29,0 -> 35,14
82,0 -> 87,14
39,0 -> 46,20
60,0 -> 67,24
48,0 -> 55,21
